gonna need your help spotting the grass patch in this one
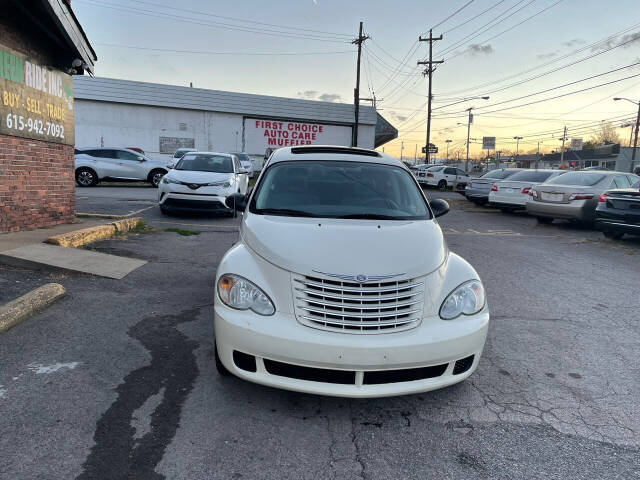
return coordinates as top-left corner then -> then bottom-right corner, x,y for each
164,227 -> 201,236
130,220 -> 154,234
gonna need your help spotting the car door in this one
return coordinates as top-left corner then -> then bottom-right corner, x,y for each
114,149 -> 146,180
88,149 -> 121,178
457,169 -> 469,183
443,167 -> 457,186
233,156 -> 248,193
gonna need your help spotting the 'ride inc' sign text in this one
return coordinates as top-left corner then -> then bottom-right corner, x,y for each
0,43 -> 74,145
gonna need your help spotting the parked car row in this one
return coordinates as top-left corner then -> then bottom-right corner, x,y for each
464,168 -> 640,240
74,147 -> 256,187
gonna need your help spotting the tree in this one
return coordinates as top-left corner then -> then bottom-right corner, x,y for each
587,122 -> 621,147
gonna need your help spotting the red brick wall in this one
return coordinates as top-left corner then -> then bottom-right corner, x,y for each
0,135 -> 75,232
1,15 -> 77,233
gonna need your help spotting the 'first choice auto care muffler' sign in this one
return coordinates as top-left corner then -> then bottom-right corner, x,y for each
244,118 -> 351,153
0,43 -> 74,145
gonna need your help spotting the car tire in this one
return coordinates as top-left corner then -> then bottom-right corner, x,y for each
148,169 -> 167,188
214,342 -> 232,377
603,230 -> 624,240
160,205 -> 170,216
536,216 -> 553,224
437,180 -> 447,190
75,167 -> 98,187
500,207 -> 514,213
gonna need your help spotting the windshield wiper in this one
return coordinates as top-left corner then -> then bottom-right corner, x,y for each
255,208 -> 316,217
337,213 -> 399,220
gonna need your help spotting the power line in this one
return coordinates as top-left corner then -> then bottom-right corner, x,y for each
94,43 -> 354,56
443,0 -> 566,61
75,0 -> 349,42
442,0 -> 509,34
125,0 -> 352,37
431,0 -> 476,30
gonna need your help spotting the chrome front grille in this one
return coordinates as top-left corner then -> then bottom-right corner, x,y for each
293,274 -> 424,334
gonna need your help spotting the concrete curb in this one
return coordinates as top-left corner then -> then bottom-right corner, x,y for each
0,283 -> 66,333
46,217 -> 143,247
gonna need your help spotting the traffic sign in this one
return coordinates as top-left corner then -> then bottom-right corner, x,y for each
422,143 -> 438,154
482,136 -> 496,149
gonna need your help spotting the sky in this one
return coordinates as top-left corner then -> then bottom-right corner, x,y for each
72,0 -> 640,159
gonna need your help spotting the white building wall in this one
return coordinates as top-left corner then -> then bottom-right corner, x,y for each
75,99 -> 376,162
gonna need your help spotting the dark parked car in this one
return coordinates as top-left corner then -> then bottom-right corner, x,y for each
595,179 -> 640,239
465,168 -> 524,205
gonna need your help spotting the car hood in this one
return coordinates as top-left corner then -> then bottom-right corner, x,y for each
242,214 -> 447,278
165,170 -> 233,183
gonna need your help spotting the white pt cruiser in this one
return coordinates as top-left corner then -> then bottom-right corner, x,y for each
214,146 -> 489,398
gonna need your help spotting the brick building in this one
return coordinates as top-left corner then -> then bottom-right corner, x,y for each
0,0 -> 95,232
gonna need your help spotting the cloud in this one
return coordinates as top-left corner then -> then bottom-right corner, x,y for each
562,38 -> 585,48
297,90 -> 342,102
467,44 -> 493,55
593,31 -> 640,51
318,93 -> 342,102
395,115 -> 408,122
537,52 -> 557,60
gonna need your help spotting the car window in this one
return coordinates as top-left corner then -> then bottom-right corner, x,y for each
92,149 -> 117,159
429,166 -> 444,172
481,169 -> 518,179
116,150 -> 140,161
507,170 -> 555,182
176,154 -> 233,173
625,175 -> 639,186
444,167 -> 456,175
233,157 -> 242,172
250,160 -> 430,220
457,169 -> 466,176
546,172 -> 605,186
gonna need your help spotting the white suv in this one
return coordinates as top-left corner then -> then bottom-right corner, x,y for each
213,145 -> 489,398
74,147 -> 170,187
423,166 -> 470,189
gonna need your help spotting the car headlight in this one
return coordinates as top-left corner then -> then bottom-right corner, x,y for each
217,274 -> 275,316
162,176 -> 180,184
439,280 -> 485,320
207,179 -> 233,187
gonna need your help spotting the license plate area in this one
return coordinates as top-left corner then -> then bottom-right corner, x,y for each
541,192 -> 563,202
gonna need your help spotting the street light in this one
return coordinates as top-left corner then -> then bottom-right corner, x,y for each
513,136 -> 523,158
613,97 -> 640,172
445,139 -> 452,162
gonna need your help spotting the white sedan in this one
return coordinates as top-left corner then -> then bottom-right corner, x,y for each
158,152 -> 249,215
213,145 -> 489,398
422,166 -> 470,189
488,169 -> 565,212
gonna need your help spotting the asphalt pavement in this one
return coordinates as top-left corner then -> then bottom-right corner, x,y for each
1,185 -> 639,479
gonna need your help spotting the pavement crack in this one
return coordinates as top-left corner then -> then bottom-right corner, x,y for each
76,308 -> 201,480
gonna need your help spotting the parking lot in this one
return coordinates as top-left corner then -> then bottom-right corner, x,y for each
1,185 -> 639,479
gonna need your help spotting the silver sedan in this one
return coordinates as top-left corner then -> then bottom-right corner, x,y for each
527,171 -> 640,224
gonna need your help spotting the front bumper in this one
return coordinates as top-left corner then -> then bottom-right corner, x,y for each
215,306 -> 489,398
159,192 -> 231,212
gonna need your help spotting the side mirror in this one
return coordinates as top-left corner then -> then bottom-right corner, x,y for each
137,156 -> 145,162
167,163 -> 175,169
225,192 -> 247,212
430,199 -> 450,218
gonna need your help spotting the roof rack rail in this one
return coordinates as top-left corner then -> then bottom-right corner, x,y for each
290,146 -> 381,157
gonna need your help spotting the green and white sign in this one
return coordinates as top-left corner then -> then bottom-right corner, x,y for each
0,43 -> 74,145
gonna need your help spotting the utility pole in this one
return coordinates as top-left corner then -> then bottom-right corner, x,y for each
445,139 -> 452,161
417,29 -> 443,165
351,22 -> 370,148
632,100 -> 640,172
464,108 -> 473,173
495,150 -> 501,170
536,141 -> 542,170
400,141 -> 404,162
414,144 -> 418,163
559,126 -> 568,168
360,92 -> 382,109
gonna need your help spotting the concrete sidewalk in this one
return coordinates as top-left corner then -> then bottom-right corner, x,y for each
0,219 -> 106,253
0,219 -> 147,279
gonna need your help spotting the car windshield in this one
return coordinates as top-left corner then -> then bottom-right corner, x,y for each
481,169 -> 518,179
429,166 -> 444,172
633,180 -> 640,188
507,170 -> 557,182
546,172 -> 605,186
250,160 -> 430,220
176,154 -> 233,173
